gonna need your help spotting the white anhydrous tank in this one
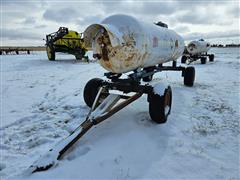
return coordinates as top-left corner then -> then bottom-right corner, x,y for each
84,14 -> 185,73
186,40 -> 211,55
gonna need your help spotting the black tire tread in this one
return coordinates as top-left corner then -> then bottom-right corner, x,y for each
148,86 -> 172,124
83,78 -> 103,107
209,54 -> 214,62
181,55 -> 187,63
47,46 -> 55,61
201,57 -> 206,64
184,67 -> 195,87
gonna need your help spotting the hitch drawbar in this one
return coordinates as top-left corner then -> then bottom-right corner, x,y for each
29,70 -> 175,173
29,88 -> 142,173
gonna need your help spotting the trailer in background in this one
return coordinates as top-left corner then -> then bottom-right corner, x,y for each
0,48 -> 31,55
181,39 -> 215,64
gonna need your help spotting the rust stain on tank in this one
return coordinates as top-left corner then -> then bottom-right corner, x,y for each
96,31 -> 112,61
125,52 -> 135,61
122,33 -> 136,48
101,45 -> 109,61
103,60 -> 112,69
96,29 -> 145,73
142,52 -> 148,61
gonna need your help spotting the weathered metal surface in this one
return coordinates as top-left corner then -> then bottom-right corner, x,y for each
84,14 -> 184,73
186,39 -> 211,55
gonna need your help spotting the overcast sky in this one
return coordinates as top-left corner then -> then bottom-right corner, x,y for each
1,0 -> 239,46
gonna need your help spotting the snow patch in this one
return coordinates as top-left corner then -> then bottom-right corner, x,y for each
153,83 -> 167,96
1,49 -> 239,180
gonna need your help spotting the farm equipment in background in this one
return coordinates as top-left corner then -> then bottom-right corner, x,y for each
45,27 -> 87,61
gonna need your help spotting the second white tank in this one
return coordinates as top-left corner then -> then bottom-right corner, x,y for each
186,39 -> 211,55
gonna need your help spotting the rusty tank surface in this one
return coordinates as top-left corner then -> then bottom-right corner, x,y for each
84,14 -> 185,73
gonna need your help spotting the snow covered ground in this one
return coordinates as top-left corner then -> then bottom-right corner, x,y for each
0,48 -> 239,179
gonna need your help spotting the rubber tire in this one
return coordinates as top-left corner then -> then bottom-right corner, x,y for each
201,57 -> 206,64
184,67 -> 195,87
75,54 -> 83,60
83,78 -> 105,108
46,46 -> 55,61
209,54 -> 214,62
181,55 -> 187,63
148,86 -> 172,124
143,75 -> 153,82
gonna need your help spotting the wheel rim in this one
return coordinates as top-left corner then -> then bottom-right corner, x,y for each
164,89 -> 171,116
